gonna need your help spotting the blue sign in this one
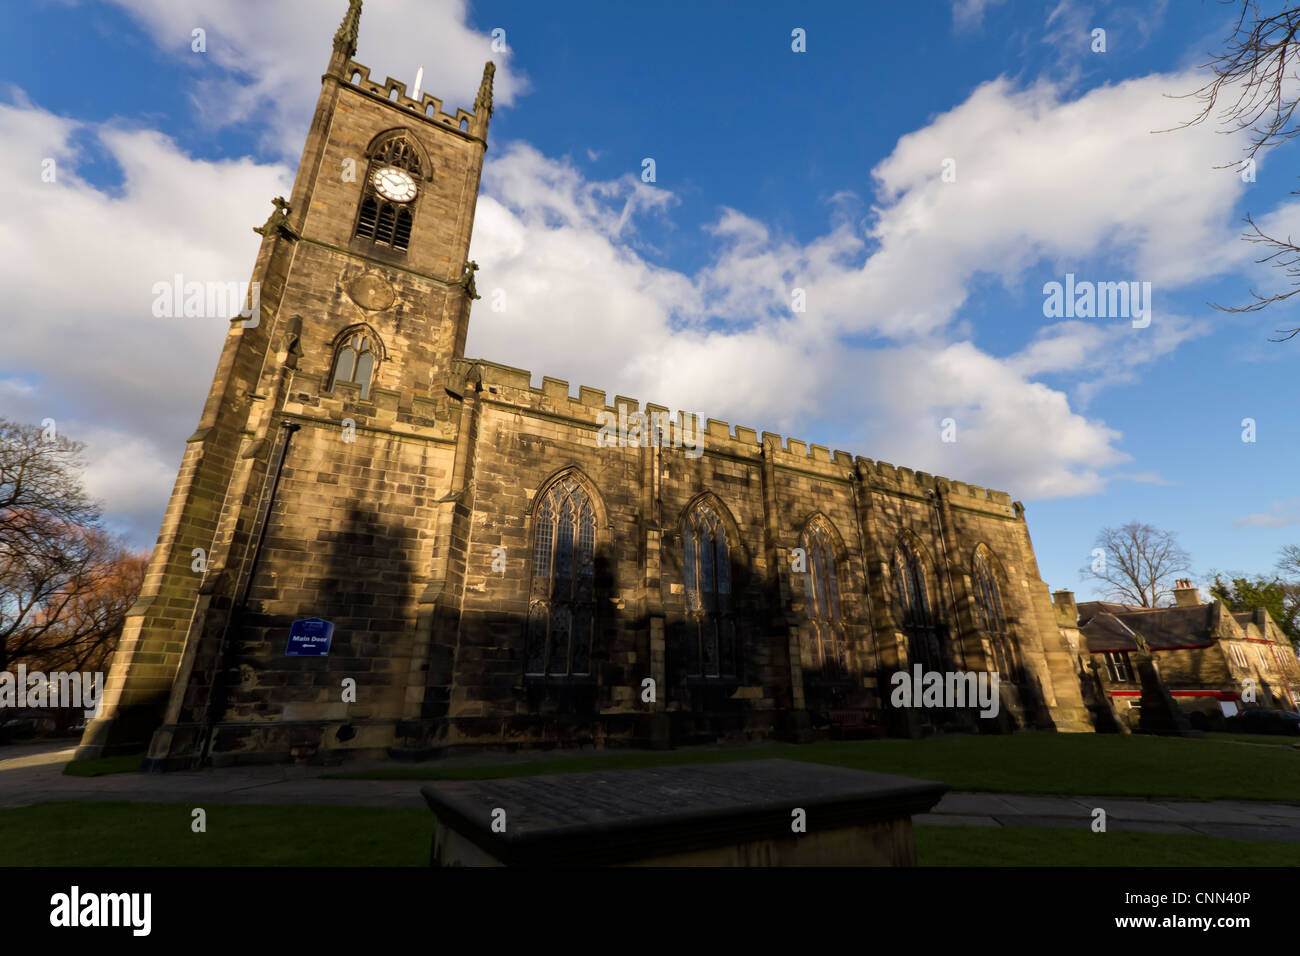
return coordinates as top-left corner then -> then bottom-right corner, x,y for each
286,617 -> 335,657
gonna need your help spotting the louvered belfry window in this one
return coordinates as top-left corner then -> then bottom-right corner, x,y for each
353,136 -> 421,252
526,477 -> 596,676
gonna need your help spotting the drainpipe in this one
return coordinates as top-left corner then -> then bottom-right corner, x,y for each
197,419 -> 301,764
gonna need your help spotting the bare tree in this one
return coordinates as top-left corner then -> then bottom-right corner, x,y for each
0,417 -> 127,673
1173,1 -> 1300,337
1277,542 -> 1300,576
1082,522 -> 1192,607
0,418 -> 99,552
17,538 -> 146,675
1273,544 -> 1300,626
4,530 -> 146,730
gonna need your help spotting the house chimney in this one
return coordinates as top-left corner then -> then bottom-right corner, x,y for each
1173,578 -> 1200,608
1052,589 -> 1078,626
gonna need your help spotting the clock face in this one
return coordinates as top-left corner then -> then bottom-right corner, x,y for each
372,166 -> 417,202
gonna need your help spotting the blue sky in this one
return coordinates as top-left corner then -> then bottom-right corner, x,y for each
2,0 -> 1299,602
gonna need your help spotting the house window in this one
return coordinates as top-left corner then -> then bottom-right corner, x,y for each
973,548 -> 1020,682
329,331 -> 377,399
896,540 -> 941,670
1229,643 -> 1248,669
1103,651 -> 1134,683
353,134 -> 423,252
525,477 -> 596,677
802,517 -> 846,676
681,501 -> 736,678
1255,646 -> 1270,672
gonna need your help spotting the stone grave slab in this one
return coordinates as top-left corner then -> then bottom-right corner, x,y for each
420,758 -> 947,866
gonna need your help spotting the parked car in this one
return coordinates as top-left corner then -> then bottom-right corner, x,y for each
0,717 -> 38,744
0,711 -> 62,744
1226,709 -> 1300,735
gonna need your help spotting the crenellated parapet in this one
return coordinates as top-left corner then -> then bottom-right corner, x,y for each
451,357 -> 1021,517
324,0 -> 491,139
860,459 -> 1017,516
280,371 -> 460,445
341,60 -> 487,138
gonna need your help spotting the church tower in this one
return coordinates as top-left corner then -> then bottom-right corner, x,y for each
78,0 -> 496,765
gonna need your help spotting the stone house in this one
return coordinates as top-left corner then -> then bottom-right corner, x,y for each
1053,580 -> 1300,729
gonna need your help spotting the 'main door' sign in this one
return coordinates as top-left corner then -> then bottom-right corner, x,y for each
286,618 -> 335,657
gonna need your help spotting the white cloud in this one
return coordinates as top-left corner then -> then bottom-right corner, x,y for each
0,378 -> 37,402
465,68 -> 1251,498
953,0 -> 1007,31
1234,498 -> 1300,529
0,97 -> 289,542
1043,0 -> 1170,58
831,342 -> 1128,498
107,0 -> 526,157
1123,472 -> 1176,486
79,426 -> 179,534
1010,314 -> 1210,406
868,73 -> 1245,305
465,144 -> 1134,498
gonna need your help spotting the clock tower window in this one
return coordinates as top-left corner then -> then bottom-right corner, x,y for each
353,134 -> 424,252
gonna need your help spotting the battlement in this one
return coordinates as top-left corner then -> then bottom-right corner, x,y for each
458,358 -> 1020,511
859,459 -> 1014,508
343,61 -> 481,134
324,0 -> 491,139
282,372 -> 458,444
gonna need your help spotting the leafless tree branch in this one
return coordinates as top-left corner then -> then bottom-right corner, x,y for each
1081,521 -> 1192,607
1170,1 -> 1300,330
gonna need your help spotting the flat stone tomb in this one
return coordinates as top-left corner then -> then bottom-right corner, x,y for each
421,759 -> 948,866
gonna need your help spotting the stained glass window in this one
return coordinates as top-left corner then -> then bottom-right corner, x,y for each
525,477 -> 596,676
896,540 -> 941,670
681,501 -> 736,678
803,518 -> 847,675
973,548 -> 1019,682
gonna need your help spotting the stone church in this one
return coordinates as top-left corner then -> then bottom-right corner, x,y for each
79,1 -> 1092,769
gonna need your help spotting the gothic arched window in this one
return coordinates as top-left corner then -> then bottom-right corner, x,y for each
972,548 -> 1020,682
803,517 -> 847,676
895,539 -> 941,670
681,501 -> 736,678
329,330 -> 378,399
525,477 -> 596,677
353,134 -> 423,252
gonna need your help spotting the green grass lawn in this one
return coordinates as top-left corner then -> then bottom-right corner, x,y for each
1203,732 -> 1300,748
61,753 -> 146,777
2,801 -> 1295,866
0,802 -> 433,866
327,733 -> 1300,803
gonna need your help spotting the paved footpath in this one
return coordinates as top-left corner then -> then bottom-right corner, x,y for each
913,793 -> 1300,842
4,740 -> 1300,842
